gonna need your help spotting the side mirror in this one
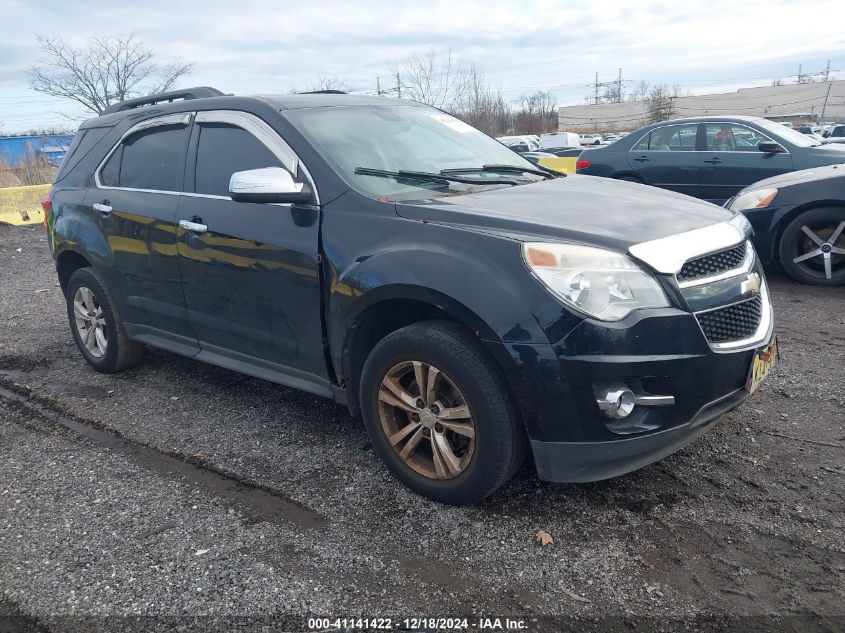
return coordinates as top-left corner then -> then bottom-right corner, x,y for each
229,167 -> 312,204
758,141 -> 786,154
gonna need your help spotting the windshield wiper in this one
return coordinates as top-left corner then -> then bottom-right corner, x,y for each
354,167 -> 519,186
441,164 -> 559,179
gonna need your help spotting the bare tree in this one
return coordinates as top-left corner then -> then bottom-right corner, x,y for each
391,48 -> 466,110
628,80 -> 650,102
28,33 -> 194,114
452,64 -> 510,136
513,91 -> 558,134
308,73 -> 351,93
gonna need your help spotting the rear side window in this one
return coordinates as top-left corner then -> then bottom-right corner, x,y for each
99,124 -> 188,191
194,123 -> 283,196
632,124 -> 697,152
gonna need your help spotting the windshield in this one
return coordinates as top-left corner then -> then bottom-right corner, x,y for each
286,105 -> 540,199
755,118 -> 821,148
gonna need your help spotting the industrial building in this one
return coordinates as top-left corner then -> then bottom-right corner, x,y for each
0,134 -> 75,167
558,80 -> 845,132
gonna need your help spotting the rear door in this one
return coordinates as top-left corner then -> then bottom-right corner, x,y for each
176,111 -> 328,385
699,122 -> 793,204
91,114 -> 197,351
625,123 -> 702,196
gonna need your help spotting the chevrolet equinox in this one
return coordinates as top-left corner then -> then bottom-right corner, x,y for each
44,88 -> 777,504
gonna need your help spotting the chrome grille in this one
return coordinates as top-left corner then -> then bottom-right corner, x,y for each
696,296 -> 763,344
678,242 -> 747,283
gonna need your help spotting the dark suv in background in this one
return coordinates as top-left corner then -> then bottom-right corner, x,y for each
45,88 -> 777,504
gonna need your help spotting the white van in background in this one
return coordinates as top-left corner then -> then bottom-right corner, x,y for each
538,132 -> 581,150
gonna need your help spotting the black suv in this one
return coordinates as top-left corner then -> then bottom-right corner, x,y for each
45,87 -> 777,504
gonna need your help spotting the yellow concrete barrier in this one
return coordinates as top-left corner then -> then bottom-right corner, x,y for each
537,156 -> 578,175
0,184 -> 50,226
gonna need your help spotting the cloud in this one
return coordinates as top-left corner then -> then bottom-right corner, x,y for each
1,0 -> 843,130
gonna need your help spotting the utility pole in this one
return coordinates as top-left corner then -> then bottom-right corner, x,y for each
594,72 -> 599,105
821,81 -> 832,119
396,73 -> 401,99
376,76 -> 381,96
824,60 -> 831,82
617,68 -> 622,103
797,64 -> 803,84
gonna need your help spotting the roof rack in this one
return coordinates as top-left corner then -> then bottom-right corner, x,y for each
300,90 -> 347,95
101,87 -> 225,115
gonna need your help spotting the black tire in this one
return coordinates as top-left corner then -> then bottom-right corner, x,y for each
65,267 -> 145,372
360,320 -> 527,505
778,207 -> 845,286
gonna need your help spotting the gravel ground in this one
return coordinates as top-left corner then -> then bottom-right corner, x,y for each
1,223 -> 844,633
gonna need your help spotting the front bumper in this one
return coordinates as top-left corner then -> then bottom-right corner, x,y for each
482,290 -> 773,483
531,388 -> 748,482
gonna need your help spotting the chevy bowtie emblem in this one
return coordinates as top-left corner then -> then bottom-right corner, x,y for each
740,272 -> 761,295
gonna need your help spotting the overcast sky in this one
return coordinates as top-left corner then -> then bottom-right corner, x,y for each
1,0 -> 843,132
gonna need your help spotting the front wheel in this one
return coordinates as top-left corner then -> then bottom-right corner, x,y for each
778,208 -> 845,285
359,321 -> 527,505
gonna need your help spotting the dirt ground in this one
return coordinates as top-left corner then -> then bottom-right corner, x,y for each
0,223 -> 843,633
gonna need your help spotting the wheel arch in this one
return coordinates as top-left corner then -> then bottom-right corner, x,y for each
55,249 -> 93,294
339,285 -> 504,417
613,171 -> 645,183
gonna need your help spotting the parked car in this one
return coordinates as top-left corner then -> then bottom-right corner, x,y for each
538,132 -> 580,150
496,135 -> 540,151
580,134 -> 602,146
577,115 -> 845,204
44,88 -> 777,504
727,163 -> 845,285
822,125 -> 845,143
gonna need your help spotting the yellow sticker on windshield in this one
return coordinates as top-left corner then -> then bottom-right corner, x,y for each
430,114 -> 475,134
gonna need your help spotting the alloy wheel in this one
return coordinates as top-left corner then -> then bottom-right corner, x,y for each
792,220 -> 845,280
377,360 -> 476,480
72,286 -> 108,358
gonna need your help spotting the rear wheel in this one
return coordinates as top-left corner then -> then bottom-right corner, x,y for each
65,268 -> 145,372
360,321 -> 527,505
778,208 -> 845,286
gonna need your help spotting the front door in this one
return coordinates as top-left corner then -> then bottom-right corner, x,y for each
176,112 -> 328,385
626,122 -> 702,197
699,123 -> 793,204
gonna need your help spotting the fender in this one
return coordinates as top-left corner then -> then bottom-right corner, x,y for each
52,188 -> 114,273
328,242 -> 553,364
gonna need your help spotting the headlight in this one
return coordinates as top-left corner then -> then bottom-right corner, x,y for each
523,243 -> 670,321
728,187 -> 777,211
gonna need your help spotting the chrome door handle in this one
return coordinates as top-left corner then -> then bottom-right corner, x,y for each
179,219 -> 208,233
704,158 -> 722,164
92,203 -> 112,215
632,156 -> 650,162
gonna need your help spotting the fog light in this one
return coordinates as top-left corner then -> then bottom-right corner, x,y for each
594,382 -> 676,420
596,385 -> 636,419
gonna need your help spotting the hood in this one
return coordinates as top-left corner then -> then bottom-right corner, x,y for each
741,163 -> 845,192
395,174 -> 732,251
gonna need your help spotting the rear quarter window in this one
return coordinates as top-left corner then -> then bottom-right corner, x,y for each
53,127 -> 111,183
